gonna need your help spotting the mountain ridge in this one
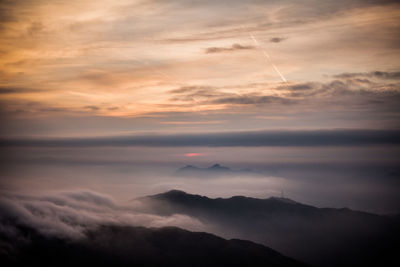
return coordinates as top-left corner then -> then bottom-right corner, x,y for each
0,222 -> 309,267
139,189 -> 400,267
176,164 -> 260,176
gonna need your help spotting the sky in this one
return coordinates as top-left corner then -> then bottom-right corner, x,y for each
0,0 -> 400,135
1,0 -> 400,214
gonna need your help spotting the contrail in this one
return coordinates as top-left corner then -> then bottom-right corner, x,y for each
247,30 -> 288,84
260,49 -> 288,83
249,34 -> 260,46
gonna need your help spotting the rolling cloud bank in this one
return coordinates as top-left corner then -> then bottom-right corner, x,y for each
0,190 -> 309,266
1,189 -> 398,266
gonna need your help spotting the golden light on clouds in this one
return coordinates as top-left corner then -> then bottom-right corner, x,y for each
0,0 -> 399,135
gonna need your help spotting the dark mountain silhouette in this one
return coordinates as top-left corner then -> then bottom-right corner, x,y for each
176,164 -> 259,177
139,190 -> 400,267
0,222 -> 308,267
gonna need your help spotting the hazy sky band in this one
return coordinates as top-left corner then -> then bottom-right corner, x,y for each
2,129 -> 399,147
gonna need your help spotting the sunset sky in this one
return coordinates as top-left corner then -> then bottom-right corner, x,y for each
1,0 -> 400,214
1,0 -> 400,136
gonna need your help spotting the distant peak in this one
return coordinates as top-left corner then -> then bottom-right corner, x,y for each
208,164 -> 230,170
175,164 -> 259,176
178,165 -> 199,171
164,189 -> 188,195
177,163 -> 231,173
183,165 -> 195,168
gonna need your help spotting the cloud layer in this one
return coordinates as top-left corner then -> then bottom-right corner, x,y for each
0,190 -> 205,239
205,44 -> 254,54
0,0 -> 399,134
1,129 -> 399,147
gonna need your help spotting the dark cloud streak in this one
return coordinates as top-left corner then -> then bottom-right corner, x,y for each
334,71 -> 400,80
1,129 -> 399,147
270,37 -> 286,43
211,95 -> 295,105
0,86 -> 45,94
205,43 -> 254,54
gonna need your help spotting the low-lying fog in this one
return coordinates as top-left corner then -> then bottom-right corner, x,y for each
1,145 -> 399,214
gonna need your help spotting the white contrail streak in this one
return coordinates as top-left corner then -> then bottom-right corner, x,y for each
250,34 -> 260,46
262,51 -> 287,83
248,32 -> 288,84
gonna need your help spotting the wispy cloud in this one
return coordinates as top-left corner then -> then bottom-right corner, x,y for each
0,0 -> 399,135
205,43 -> 254,54
0,86 -> 46,94
269,37 -> 286,43
210,94 -> 295,105
334,71 -> 400,80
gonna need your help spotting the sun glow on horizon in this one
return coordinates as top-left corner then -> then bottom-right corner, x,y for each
184,153 -> 204,157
